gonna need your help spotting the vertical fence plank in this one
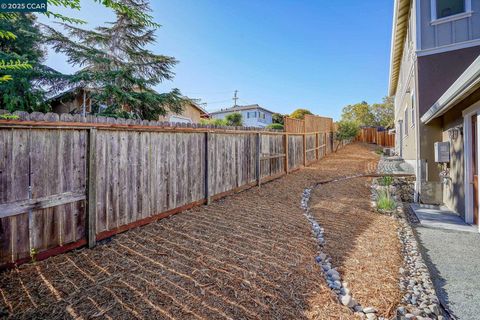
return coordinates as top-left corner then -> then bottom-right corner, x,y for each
205,132 -> 211,204
87,128 -> 97,248
284,133 -> 289,173
303,133 -> 307,167
256,133 -> 261,186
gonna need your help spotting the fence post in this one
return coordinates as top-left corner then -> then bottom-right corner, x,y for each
330,132 -> 334,153
285,133 -> 289,174
303,133 -> 307,166
87,128 -> 97,249
205,131 -> 211,204
256,132 -> 261,186
315,132 -> 319,160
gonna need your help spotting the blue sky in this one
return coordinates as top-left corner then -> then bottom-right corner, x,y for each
39,0 -> 394,120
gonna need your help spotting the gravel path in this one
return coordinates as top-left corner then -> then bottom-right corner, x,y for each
415,226 -> 480,319
0,143 -> 399,320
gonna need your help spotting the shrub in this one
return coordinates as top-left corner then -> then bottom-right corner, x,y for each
266,123 -> 284,130
225,112 -> 243,126
290,108 -> 313,120
376,189 -> 396,211
200,118 -> 228,126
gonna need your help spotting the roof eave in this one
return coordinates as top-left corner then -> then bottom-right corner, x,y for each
388,0 -> 412,97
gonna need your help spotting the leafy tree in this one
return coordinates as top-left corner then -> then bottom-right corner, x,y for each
272,113 -> 285,125
290,108 -> 313,120
371,96 -> 394,128
44,0 -> 186,120
340,101 -> 375,127
0,0 -> 157,83
225,112 -> 243,126
0,14 -> 62,112
335,120 -> 359,151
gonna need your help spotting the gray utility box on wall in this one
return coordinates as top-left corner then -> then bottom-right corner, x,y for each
434,141 -> 450,163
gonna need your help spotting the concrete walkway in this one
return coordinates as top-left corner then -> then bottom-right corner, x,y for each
411,204 -> 480,319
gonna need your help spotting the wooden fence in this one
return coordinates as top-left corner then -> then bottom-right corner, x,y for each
0,112 -> 339,268
355,127 -> 394,147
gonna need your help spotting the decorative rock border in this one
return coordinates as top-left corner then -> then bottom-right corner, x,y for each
370,178 -> 443,320
301,175 -> 384,320
302,174 -> 444,320
395,211 -> 443,320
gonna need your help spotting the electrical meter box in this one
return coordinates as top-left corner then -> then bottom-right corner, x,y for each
434,142 -> 450,163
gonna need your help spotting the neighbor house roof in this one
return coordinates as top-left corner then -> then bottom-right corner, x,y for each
388,0 -> 412,96
421,55 -> 480,124
47,86 -> 210,117
188,100 -> 209,117
209,104 -> 275,115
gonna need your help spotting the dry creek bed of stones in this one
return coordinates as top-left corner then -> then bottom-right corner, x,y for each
300,175 -> 445,320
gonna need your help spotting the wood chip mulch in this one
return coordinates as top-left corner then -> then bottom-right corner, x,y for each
0,143 -> 400,320
310,148 -> 403,318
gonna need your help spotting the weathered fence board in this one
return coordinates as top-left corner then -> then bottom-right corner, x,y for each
356,128 -> 395,147
288,135 -> 304,171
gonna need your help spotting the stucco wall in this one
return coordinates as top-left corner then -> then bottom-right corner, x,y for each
159,103 -> 202,123
416,45 -> 480,188
417,45 -> 480,116
440,87 -> 480,216
442,108 -> 466,217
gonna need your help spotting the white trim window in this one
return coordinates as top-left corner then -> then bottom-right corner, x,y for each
431,0 -> 472,24
247,111 -> 257,119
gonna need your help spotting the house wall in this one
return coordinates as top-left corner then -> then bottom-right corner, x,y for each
416,46 -> 480,187
394,5 -> 417,161
418,0 -> 480,51
441,86 -> 480,217
159,104 -> 203,123
211,109 -> 273,128
51,93 -> 91,114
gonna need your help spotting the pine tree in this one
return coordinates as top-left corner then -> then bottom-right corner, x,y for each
45,0 -> 185,120
0,14 -> 62,112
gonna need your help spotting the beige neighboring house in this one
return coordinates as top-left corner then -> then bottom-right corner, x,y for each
48,87 -> 209,123
158,100 -> 209,124
389,0 -> 480,229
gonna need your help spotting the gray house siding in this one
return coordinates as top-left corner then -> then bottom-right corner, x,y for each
418,0 -> 480,51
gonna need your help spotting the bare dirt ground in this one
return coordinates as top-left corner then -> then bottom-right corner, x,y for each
0,143 -> 401,320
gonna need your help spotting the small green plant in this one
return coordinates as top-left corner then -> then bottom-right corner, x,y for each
379,175 -> 393,187
0,113 -> 19,120
30,248 -> 38,262
376,189 -> 396,211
